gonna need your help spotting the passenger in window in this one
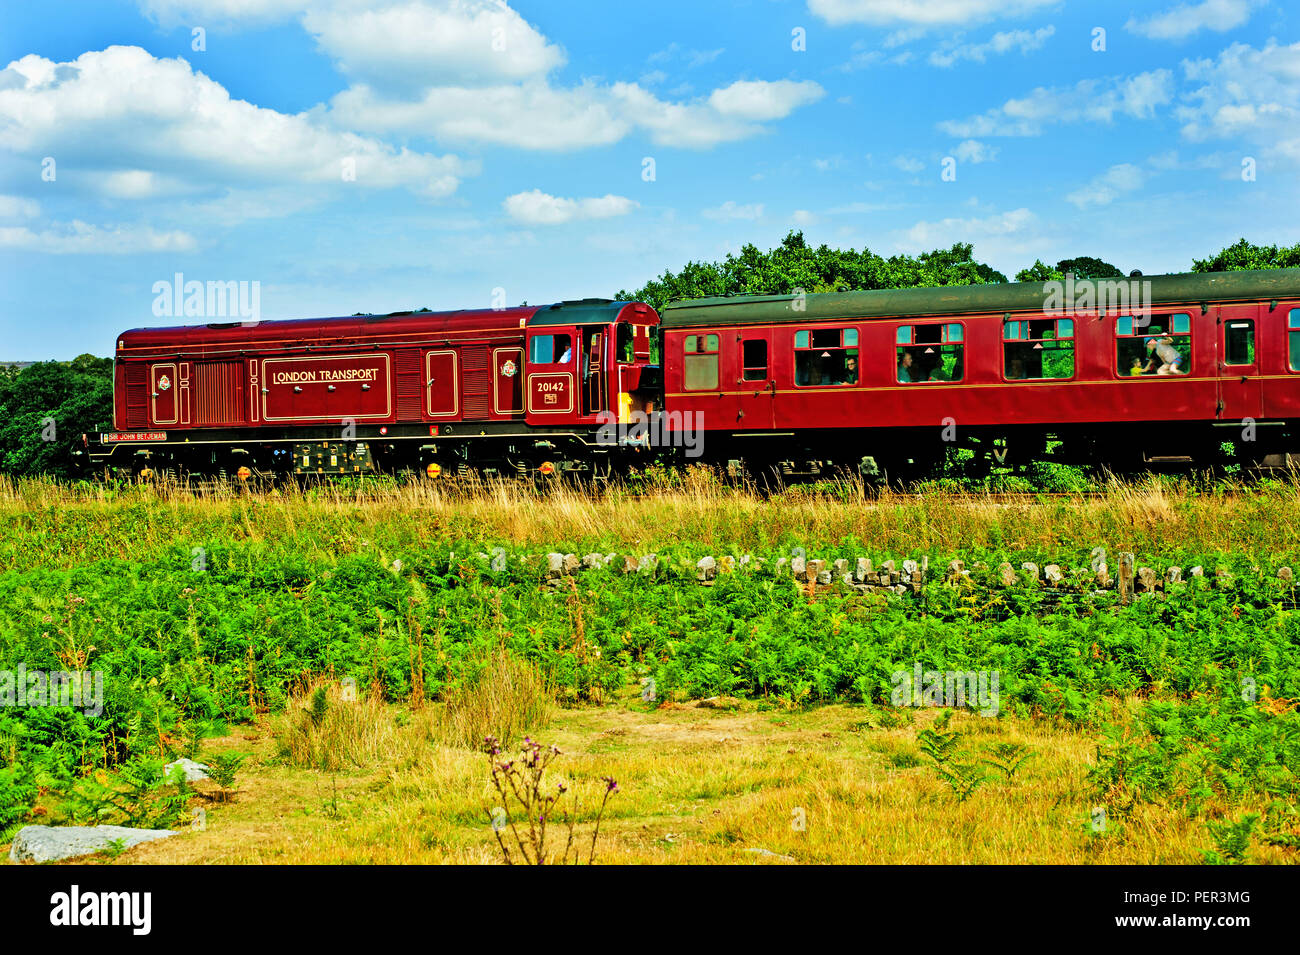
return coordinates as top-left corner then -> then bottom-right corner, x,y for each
1144,337 -> 1184,375
840,355 -> 858,384
897,351 -> 915,383
1007,357 -> 1026,380
559,343 -> 572,363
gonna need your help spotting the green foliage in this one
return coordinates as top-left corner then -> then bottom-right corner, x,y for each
1202,813 -> 1259,865
0,764 -> 37,839
616,230 -> 1008,310
307,686 -> 329,727
1015,257 -> 1123,282
1192,238 -> 1300,273
61,758 -> 190,829
0,357 -> 113,478
206,752 -> 247,798
982,742 -> 1032,778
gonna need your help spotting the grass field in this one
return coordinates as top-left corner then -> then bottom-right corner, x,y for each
2,472 -> 1298,864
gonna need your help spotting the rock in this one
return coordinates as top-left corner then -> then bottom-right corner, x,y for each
1167,566 -> 1182,584
603,552 -> 616,566
832,558 -> 849,579
719,555 -> 736,574
545,553 -> 564,579
696,556 -> 717,582
622,555 -> 638,574
742,847 -> 795,862
808,559 -> 827,582
562,554 -> 579,576
902,559 -> 918,577
817,571 -> 832,586
582,553 -> 604,571
947,559 -> 965,579
1279,567 -> 1293,583
998,563 -> 1017,587
637,554 -> 658,575
855,558 -> 872,582
739,555 -> 752,569
1136,567 -> 1157,592
775,557 -> 789,575
1095,564 -> 1111,588
1044,564 -> 1063,586
1189,566 -> 1204,578
1021,562 -> 1039,583
164,757 -> 209,783
9,825 -> 178,864
1214,567 -> 1233,586
791,556 -> 806,580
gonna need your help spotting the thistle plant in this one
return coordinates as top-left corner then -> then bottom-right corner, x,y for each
482,735 -> 618,865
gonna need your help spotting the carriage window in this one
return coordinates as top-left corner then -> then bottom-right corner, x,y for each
1290,310 -> 1300,372
1116,313 -> 1190,376
794,327 -> 858,387
1225,320 -> 1255,366
742,340 -> 768,382
683,333 -> 719,390
1004,318 -> 1074,380
897,323 -> 963,383
529,334 -> 572,364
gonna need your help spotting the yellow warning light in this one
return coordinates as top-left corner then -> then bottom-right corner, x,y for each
426,462 -> 442,478
236,466 -> 252,481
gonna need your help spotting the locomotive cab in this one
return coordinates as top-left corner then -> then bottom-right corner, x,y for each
522,299 -> 660,429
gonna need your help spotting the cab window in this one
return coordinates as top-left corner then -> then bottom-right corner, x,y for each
616,324 -> 634,363
530,334 -> 572,364
1290,310 -> 1300,371
683,333 -> 719,390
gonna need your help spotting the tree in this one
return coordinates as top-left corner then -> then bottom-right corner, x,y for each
1054,256 -> 1124,279
615,230 -> 1008,310
1015,257 -> 1122,283
0,356 -> 113,478
1015,259 -> 1064,283
1192,238 -> 1300,273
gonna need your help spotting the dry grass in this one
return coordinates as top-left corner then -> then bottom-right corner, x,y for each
434,647 -> 554,750
271,678 -> 434,772
76,695 -> 1296,866
3,471 -> 1300,568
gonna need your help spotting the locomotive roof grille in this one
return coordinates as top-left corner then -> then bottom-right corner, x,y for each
659,268 -> 1300,328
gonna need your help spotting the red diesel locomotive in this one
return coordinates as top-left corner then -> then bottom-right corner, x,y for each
83,268 -> 1300,479
85,299 -> 662,478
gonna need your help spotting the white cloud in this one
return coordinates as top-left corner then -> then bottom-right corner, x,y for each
0,220 -> 197,254
892,155 -> 925,173
1065,163 -> 1148,208
1126,0 -> 1261,41
1176,41 -> 1300,163
131,1 -> 823,152
899,207 -> 1035,248
0,46 -> 473,198
953,139 -> 998,163
929,26 -> 1054,67
791,210 -> 818,225
137,0 -> 304,24
702,201 -> 764,221
938,70 -> 1174,136
502,190 -> 637,225
0,195 -> 39,218
302,0 -> 565,91
808,0 -> 1055,26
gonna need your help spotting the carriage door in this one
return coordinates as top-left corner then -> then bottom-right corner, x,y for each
149,363 -> 178,425
737,335 -> 775,430
582,327 -> 606,417
1216,304 -> 1262,423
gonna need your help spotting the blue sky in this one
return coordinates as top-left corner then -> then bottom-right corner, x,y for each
1,0 -> 1298,359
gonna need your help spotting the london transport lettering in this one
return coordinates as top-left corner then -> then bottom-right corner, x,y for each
271,368 -> 380,385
